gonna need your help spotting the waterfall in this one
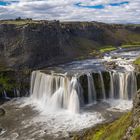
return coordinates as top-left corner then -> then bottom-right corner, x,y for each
87,73 -> 96,103
30,71 -> 37,95
30,70 -> 137,114
16,89 -> 20,97
99,71 -> 106,100
3,90 -> 8,99
109,71 -> 137,100
109,72 -> 114,98
30,71 -> 80,114
68,89 -> 80,113
47,87 -> 63,110
14,88 -> 20,97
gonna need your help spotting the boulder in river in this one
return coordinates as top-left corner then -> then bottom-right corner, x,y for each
104,61 -> 117,70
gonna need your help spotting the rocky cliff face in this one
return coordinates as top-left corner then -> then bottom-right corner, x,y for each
0,21 -> 140,69
0,70 -> 30,98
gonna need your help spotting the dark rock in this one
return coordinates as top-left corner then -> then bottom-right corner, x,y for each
0,128 -> 6,136
0,128 -> 2,132
111,56 -> 118,59
0,108 -> 5,116
104,61 -> 117,70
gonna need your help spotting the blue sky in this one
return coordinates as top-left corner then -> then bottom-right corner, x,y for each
0,1 -> 9,6
75,1 -> 129,9
0,0 -> 139,23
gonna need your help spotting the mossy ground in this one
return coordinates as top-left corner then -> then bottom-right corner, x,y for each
0,72 -> 17,92
91,112 -> 132,140
134,58 -> 140,66
0,69 -> 31,97
0,19 -> 39,25
121,44 -> 140,49
99,46 -> 116,53
74,112 -> 132,140
131,126 -> 140,140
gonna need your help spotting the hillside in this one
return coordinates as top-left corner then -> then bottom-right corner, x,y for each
0,20 -> 140,69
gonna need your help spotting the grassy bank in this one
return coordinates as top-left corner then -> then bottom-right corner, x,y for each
121,45 -> 140,49
99,46 -> 116,53
0,19 -> 39,25
134,57 -> 140,66
74,112 -> 132,140
89,112 -> 132,140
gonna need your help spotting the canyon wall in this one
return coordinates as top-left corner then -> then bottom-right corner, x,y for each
0,21 -> 140,69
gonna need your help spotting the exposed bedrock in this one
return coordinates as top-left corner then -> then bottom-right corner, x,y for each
0,21 -> 140,69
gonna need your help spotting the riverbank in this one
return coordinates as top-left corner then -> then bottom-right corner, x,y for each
74,112 -> 132,140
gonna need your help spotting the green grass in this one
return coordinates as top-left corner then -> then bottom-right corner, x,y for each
0,20 -> 39,25
92,112 -> 132,140
134,57 -> 140,65
99,43 -> 140,54
131,126 -> 140,140
75,112 -> 132,140
0,73 -> 16,91
121,44 -> 140,49
0,70 -> 31,95
99,46 -> 116,53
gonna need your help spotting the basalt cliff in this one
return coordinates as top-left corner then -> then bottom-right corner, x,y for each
0,20 -> 140,69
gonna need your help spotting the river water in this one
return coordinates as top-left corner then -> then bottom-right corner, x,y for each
0,49 -> 140,140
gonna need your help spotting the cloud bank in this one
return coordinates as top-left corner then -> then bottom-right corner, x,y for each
0,0 -> 139,23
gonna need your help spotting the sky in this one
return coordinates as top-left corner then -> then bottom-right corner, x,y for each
0,0 -> 139,23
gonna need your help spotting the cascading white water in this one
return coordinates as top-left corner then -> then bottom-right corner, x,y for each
99,71 -> 106,100
30,70 -> 137,114
30,71 -> 80,114
47,87 -> 63,110
68,89 -> 80,113
87,73 -> 96,103
109,71 -> 137,100
109,72 -> 114,99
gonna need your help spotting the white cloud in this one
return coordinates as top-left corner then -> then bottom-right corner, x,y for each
0,0 -> 139,23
